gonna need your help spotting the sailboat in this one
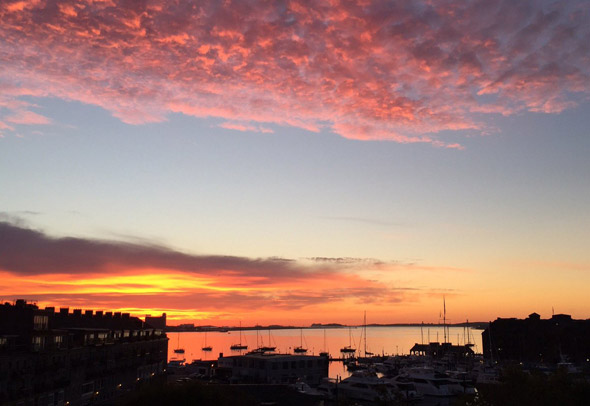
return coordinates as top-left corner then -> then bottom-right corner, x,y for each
173,333 -> 185,354
319,329 -> 329,357
340,327 -> 356,354
230,322 -> 248,351
293,329 -> 307,353
201,331 -> 212,352
362,311 -> 374,357
259,329 -> 276,352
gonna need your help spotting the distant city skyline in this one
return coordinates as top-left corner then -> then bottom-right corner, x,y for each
1,0 -> 589,325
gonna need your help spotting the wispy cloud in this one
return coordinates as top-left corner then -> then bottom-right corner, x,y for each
218,121 -> 274,134
1,0 -> 587,146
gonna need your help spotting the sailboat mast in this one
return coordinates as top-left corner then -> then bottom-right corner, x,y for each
363,311 -> 367,357
300,328 -> 303,347
421,322 -> 424,345
443,296 -> 447,343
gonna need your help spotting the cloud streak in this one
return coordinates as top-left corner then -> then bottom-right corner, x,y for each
0,221 -> 318,281
0,0 -> 588,146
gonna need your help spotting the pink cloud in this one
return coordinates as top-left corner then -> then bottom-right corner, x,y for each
4,110 -> 51,125
0,0 -> 588,146
218,121 -> 274,134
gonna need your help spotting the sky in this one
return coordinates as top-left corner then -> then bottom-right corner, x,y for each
1,0 -> 589,326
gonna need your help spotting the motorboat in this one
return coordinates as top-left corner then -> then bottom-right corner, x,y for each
338,371 -> 395,402
388,379 -> 424,402
292,380 -> 324,397
393,366 -> 463,397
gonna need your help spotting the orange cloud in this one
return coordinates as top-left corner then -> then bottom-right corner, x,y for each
1,0 -> 587,146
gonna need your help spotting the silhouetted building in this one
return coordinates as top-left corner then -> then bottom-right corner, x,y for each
0,300 -> 168,406
145,313 -> 166,330
218,353 -> 329,385
482,312 -> 590,364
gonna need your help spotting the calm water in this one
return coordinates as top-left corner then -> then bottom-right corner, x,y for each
169,326 -> 483,378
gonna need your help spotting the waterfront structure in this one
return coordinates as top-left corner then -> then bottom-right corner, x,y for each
218,352 -> 329,385
0,299 -> 168,406
482,312 -> 590,364
409,342 -> 475,359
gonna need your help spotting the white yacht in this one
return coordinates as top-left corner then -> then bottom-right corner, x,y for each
393,366 -> 463,397
338,371 -> 395,402
382,377 -> 424,402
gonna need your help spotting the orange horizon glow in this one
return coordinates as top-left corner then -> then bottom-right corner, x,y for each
3,262 -> 588,327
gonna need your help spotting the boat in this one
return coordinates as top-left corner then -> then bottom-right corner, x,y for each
256,328 -> 276,352
318,329 -> 329,357
173,333 -> 185,354
393,366 -> 463,397
340,327 -> 356,354
261,329 -> 276,352
293,329 -> 307,353
201,331 -> 212,352
292,380 -> 324,397
230,322 -> 248,351
338,371 -> 395,402
386,379 -> 424,402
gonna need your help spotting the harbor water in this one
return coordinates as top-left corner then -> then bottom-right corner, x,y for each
169,326 -> 482,379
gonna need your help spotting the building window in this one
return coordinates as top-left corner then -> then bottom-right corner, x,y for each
32,336 -> 44,351
33,315 -> 48,330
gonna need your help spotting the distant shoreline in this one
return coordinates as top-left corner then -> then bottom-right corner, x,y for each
166,322 -> 488,332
